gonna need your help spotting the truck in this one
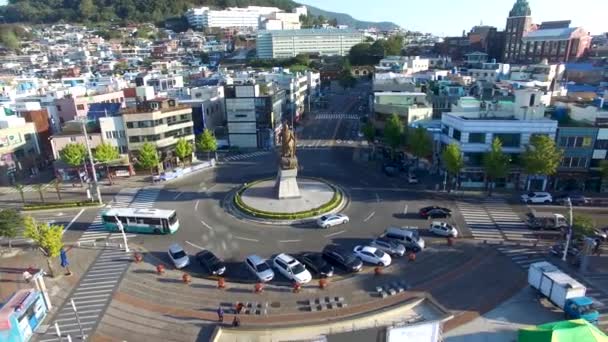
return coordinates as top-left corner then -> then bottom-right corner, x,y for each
526,211 -> 568,230
528,261 -> 599,324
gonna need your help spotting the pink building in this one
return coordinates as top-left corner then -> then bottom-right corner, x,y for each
55,91 -> 126,125
50,130 -> 104,160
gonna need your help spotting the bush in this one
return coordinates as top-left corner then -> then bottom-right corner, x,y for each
23,201 -> 102,211
234,178 -> 344,220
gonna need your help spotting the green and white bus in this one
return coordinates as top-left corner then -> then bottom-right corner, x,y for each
101,208 -> 179,234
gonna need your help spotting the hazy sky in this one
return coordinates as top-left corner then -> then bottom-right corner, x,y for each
297,0 -> 605,36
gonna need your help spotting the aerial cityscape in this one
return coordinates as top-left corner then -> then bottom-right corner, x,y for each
0,0 -> 606,341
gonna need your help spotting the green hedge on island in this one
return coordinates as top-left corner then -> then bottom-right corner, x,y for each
22,201 -> 103,211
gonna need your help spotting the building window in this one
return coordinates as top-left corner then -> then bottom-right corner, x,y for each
452,129 -> 461,141
129,136 -> 140,143
70,137 -> 76,142
469,133 -> 485,144
595,139 -> 608,149
56,105 -> 62,111
76,104 -> 85,110
119,131 -> 126,138
106,132 -> 112,139
112,131 -> 117,139
494,133 -> 520,147
127,122 -> 134,128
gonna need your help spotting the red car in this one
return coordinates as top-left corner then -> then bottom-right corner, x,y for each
419,206 -> 452,218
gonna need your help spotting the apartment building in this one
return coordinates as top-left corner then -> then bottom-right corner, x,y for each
0,114 -> 41,185
186,6 -> 281,30
467,60 -> 510,83
376,56 -> 429,75
372,92 -> 433,131
263,71 -> 308,123
178,86 -> 226,139
261,12 -> 301,30
256,29 -> 363,59
54,91 -> 126,125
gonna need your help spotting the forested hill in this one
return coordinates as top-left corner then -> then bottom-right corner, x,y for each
0,0 -> 398,30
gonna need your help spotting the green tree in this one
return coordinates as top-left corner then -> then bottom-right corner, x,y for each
407,127 -> 432,167
442,143 -> 464,191
196,129 -> 218,160
383,114 -> 404,156
137,142 -> 159,176
328,18 -> 338,27
483,138 -> 511,196
13,183 -> 25,204
572,214 -> 595,238
113,61 -> 129,75
361,122 -> 375,143
0,29 -> 20,51
94,142 -> 120,185
0,209 -> 22,250
59,143 -> 87,187
23,216 -> 64,277
521,134 -> 563,190
79,0 -> 96,21
385,35 -> 404,56
175,138 -> 193,166
33,184 -> 46,203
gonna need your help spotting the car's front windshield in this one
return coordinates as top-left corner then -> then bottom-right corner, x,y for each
373,249 -> 385,258
172,251 -> 186,259
257,262 -> 270,272
292,264 -> 306,274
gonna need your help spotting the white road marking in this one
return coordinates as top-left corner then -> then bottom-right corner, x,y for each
234,236 -> 259,242
403,205 -> 408,215
63,208 -> 85,234
185,241 -> 206,250
363,211 -> 375,222
200,220 -> 213,230
173,192 -> 183,200
325,230 -> 346,238
278,239 -> 301,243
195,200 -> 199,211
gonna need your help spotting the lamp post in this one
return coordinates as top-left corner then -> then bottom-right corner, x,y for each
114,215 -> 130,253
562,197 -> 573,262
79,119 -> 103,204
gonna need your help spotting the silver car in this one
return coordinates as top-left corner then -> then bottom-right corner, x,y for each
370,237 -> 406,257
245,255 -> 274,282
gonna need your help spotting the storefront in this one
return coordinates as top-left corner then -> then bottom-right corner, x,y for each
0,289 -> 49,342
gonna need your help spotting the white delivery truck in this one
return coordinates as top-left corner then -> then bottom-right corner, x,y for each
528,261 -> 599,323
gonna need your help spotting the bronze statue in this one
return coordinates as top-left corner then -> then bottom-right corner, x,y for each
278,123 -> 298,170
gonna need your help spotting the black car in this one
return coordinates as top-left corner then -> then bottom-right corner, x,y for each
419,206 -> 452,218
322,245 -> 363,273
554,193 -> 590,206
196,250 -> 226,276
297,252 -> 334,278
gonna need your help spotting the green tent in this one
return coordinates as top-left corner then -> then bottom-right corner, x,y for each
519,319 -> 608,342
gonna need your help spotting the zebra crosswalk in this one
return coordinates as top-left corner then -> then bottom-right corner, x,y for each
38,249 -> 132,342
457,201 -> 503,242
497,245 -> 550,270
223,151 -> 272,162
314,113 -> 360,120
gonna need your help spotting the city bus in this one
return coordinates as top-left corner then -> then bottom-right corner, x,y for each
101,208 -> 179,234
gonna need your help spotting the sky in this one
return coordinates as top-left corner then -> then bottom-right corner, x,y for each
297,0 -> 605,36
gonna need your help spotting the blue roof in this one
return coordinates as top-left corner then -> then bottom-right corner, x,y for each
568,296 -> 594,306
566,84 -> 598,93
87,103 -> 122,120
565,63 -> 601,72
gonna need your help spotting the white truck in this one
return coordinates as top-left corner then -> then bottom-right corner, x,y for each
528,261 -> 599,323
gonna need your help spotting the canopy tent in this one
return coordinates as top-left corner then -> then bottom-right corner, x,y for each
519,319 -> 608,342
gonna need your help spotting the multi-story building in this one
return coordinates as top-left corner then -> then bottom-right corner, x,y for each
178,86 -> 226,140
509,61 -> 565,93
54,91 -> 126,125
122,99 -> 194,166
467,60 -> 510,83
224,84 -> 285,149
372,73 -> 417,93
135,73 -> 185,93
520,21 -> 591,63
502,0 -> 534,63
261,12 -> 301,30
256,29 -> 363,59
440,89 -> 558,190
0,114 -> 41,185
376,56 -> 429,75
263,71 -> 309,123
186,6 -> 281,30
371,92 -> 433,131
554,125 -> 599,191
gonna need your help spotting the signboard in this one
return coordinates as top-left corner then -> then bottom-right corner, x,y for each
115,170 -> 130,177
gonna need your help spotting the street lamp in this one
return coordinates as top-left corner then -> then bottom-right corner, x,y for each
562,197 -> 573,262
78,118 -> 103,205
114,215 -> 130,253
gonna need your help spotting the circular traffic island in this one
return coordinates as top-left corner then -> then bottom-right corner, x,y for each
231,177 -> 347,224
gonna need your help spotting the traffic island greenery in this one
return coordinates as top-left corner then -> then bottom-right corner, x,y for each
233,178 -> 344,220
22,201 -> 103,211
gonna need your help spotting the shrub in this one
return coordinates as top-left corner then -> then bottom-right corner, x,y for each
22,201 -> 102,211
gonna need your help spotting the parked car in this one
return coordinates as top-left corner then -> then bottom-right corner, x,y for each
167,243 -> 190,269
382,227 -> 426,252
407,174 -> 419,184
426,208 -> 452,219
322,245 -> 363,272
419,206 -> 452,218
353,245 -> 392,266
273,253 -> 312,284
429,221 -> 458,237
245,255 -> 274,282
521,192 -> 553,204
316,214 -> 349,228
297,252 -> 334,278
554,193 -> 590,206
369,237 -> 406,257
195,250 -> 226,276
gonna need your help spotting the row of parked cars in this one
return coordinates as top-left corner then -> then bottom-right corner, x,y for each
521,192 -> 592,206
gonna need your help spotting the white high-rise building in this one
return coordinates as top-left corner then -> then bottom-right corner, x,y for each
185,6 -> 284,30
257,29 -> 363,59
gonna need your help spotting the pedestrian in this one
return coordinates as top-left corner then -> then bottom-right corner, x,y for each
236,302 -> 244,314
217,306 -> 224,323
232,315 -> 241,327
594,238 -> 602,256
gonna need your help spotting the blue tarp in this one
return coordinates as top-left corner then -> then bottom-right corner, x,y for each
87,103 -> 122,120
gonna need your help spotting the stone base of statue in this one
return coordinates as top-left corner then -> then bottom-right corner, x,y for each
276,167 -> 300,199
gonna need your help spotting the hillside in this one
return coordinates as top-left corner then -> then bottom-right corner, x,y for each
0,0 -> 398,30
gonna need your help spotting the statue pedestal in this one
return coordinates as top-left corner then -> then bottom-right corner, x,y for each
276,168 -> 300,199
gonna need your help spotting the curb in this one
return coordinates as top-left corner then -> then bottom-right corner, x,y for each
20,203 -> 107,213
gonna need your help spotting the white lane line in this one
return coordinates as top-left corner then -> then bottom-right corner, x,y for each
375,193 -> 381,203
234,236 -> 259,242
325,230 -> 346,238
278,239 -> 302,243
195,200 -> 199,211
63,208 -> 85,234
173,192 -> 183,200
186,241 -> 206,250
363,212 -> 375,222
200,220 -> 213,231
403,204 -> 408,215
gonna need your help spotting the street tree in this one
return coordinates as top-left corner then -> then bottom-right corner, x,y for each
572,214 -> 595,238
0,209 -> 22,250
442,143 -> 464,191
175,138 -> 193,166
137,142 -> 160,176
33,184 -> 46,203
13,183 -> 25,204
384,113 -> 404,156
483,138 -> 511,196
59,143 -> 87,187
521,134 -> 563,190
196,129 -> 218,160
23,216 -> 64,277
94,142 -> 120,185
407,127 -> 432,167
361,122 -> 375,143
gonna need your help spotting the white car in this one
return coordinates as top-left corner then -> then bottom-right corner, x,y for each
245,255 -> 274,282
353,245 -> 392,267
273,253 -> 312,284
316,214 -> 349,228
521,192 -> 553,204
407,174 -> 419,184
429,221 -> 458,237
167,243 -> 190,269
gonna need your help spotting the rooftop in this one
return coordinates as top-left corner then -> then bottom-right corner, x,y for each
523,27 -> 578,41
258,28 -> 361,37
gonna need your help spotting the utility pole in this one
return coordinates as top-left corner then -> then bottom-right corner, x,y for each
115,215 -> 130,253
562,197 -> 573,262
80,119 -> 103,204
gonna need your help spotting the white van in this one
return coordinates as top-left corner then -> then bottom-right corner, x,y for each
382,227 -> 425,252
